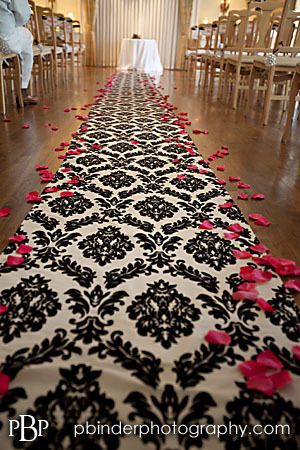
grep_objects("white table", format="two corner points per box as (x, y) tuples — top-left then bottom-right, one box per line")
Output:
(118, 38), (163, 73)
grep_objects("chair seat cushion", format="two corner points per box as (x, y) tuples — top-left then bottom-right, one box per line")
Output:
(254, 55), (300, 68)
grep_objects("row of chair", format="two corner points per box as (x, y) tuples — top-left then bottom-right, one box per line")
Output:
(0, 0), (85, 115)
(185, 1), (300, 141)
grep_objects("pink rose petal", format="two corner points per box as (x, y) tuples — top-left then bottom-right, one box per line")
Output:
(219, 202), (234, 209)
(227, 223), (244, 233)
(232, 250), (252, 259)
(26, 192), (42, 203)
(232, 282), (259, 301)
(240, 266), (273, 283)
(22, 123), (30, 129)
(187, 165), (198, 170)
(199, 220), (214, 230)
(284, 279), (300, 292)
(0, 305), (8, 314)
(252, 193), (265, 200)
(229, 176), (241, 182)
(6, 255), (25, 266)
(130, 140), (139, 145)
(238, 194), (248, 200)
(177, 175), (186, 180)
(249, 214), (271, 227)
(256, 298), (274, 313)
(238, 183), (251, 189)
(224, 232), (239, 240)
(0, 207), (11, 218)
(269, 370), (292, 390)
(60, 191), (74, 197)
(239, 360), (267, 378)
(256, 350), (283, 370)
(8, 235), (26, 243)
(45, 187), (60, 193)
(205, 330), (231, 345)
(246, 374), (274, 395)
(0, 372), (10, 396)
(217, 180), (227, 185)
(292, 345), (300, 361)
(17, 244), (33, 254)
(250, 243), (269, 254)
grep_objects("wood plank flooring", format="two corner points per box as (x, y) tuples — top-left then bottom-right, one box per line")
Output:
(0, 66), (299, 303)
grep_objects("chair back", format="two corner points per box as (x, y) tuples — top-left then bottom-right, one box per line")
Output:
(27, 0), (41, 45)
(54, 13), (66, 45)
(250, 1), (283, 49)
(36, 6), (56, 48)
(64, 17), (74, 46)
(72, 20), (82, 49)
(197, 23), (213, 50)
(279, 11), (300, 54)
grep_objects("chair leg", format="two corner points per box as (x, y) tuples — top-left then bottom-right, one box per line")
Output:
(263, 66), (275, 126)
(223, 62), (231, 103)
(282, 73), (300, 143)
(0, 62), (6, 115)
(14, 56), (24, 108)
(217, 59), (224, 99)
(209, 60), (215, 94)
(232, 66), (241, 110)
(246, 66), (257, 116)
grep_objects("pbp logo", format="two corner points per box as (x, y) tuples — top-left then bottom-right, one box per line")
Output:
(9, 415), (49, 442)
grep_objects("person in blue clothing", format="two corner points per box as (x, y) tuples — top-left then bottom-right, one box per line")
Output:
(0, 0), (38, 104)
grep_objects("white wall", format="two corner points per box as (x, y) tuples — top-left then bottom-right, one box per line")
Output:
(193, 0), (248, 24)
(35, 0), (82, 20)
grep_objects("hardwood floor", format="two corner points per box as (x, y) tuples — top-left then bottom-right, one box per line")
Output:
(0, 66), (299, 303)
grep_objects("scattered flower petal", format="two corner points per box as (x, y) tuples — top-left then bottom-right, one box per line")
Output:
(246, 374), (274, 395)
(219, 202), (234, 209)
(8, 235), (26, 243)
(256, 350), (283, 370)
(250, 243), (269, 254)
(6, 255), (25, 266)
(199, 220), (214, 230)
(228, 223), (244, 233)
(60, 191), (74, 197)
(238, 194), (249, 200)
(292, 345), (300, 361)
(17, 244), (33, 254)
(252, 193), (265, 200)
(205, 330), (231, 345)
(240, 266), (273, 283)
(284, 279), (300, 292)
(0, 208), (11, 217)
(0, 372), (10, 396)
(232, 249), (252, 259)
(256, 298), (274, 313)
(0, 305), (9, 314)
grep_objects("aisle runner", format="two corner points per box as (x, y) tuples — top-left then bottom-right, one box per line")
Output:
(0, 73), (299, 450)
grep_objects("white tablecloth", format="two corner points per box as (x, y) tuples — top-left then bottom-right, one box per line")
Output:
(118, 38), (163, 73)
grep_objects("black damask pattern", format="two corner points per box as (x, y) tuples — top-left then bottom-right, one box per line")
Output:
(127, 280), (201, 348)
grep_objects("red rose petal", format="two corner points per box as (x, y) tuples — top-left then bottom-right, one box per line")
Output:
(292, 345), (300, 361)
(45, 187), (60, 193)
(239, 360), (267, 378)
(35, 165), (48, 170)
(238, 194), (248, 200)
(17, 244), (33, 254)
(224, 232), (239, 240)
(130, 140), (139, 145)
(217, 166), (225, 171)
(25, 192), (42, 203)
(199, 220), (214, 230)
(6, 255), (25, 266)
(256, 298), (274, 313)
(0, 207), (11, 218)
(0, 305), (8, 314)
(177, 175), (186, 180)
(219, 202), (234, 209)
(257, 350), (283, 370)
(269, 370), (292, 390)
(64, 108), (71, 112)
(217, 180), (227, 185)
(252, 193), (265, 200)
(22, 123), (30, 129)
(229, 176), (241, 182)
(0, 372), (10, 396)
(240, 266), (273, 283)
(284, 279), (300, 292)
(232, 250), (252, 259)
(187, 165), (198, 170)
(8, 235), (26, 243)
(205, 330), (231, 345)
(237, 183), (251, 189)
(227, 223), (244, 233)
(232, 282), (259, 301)
(60, 191), (74, 197)
(246, 374), (274, 395)
(250, 243), (269, 254)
